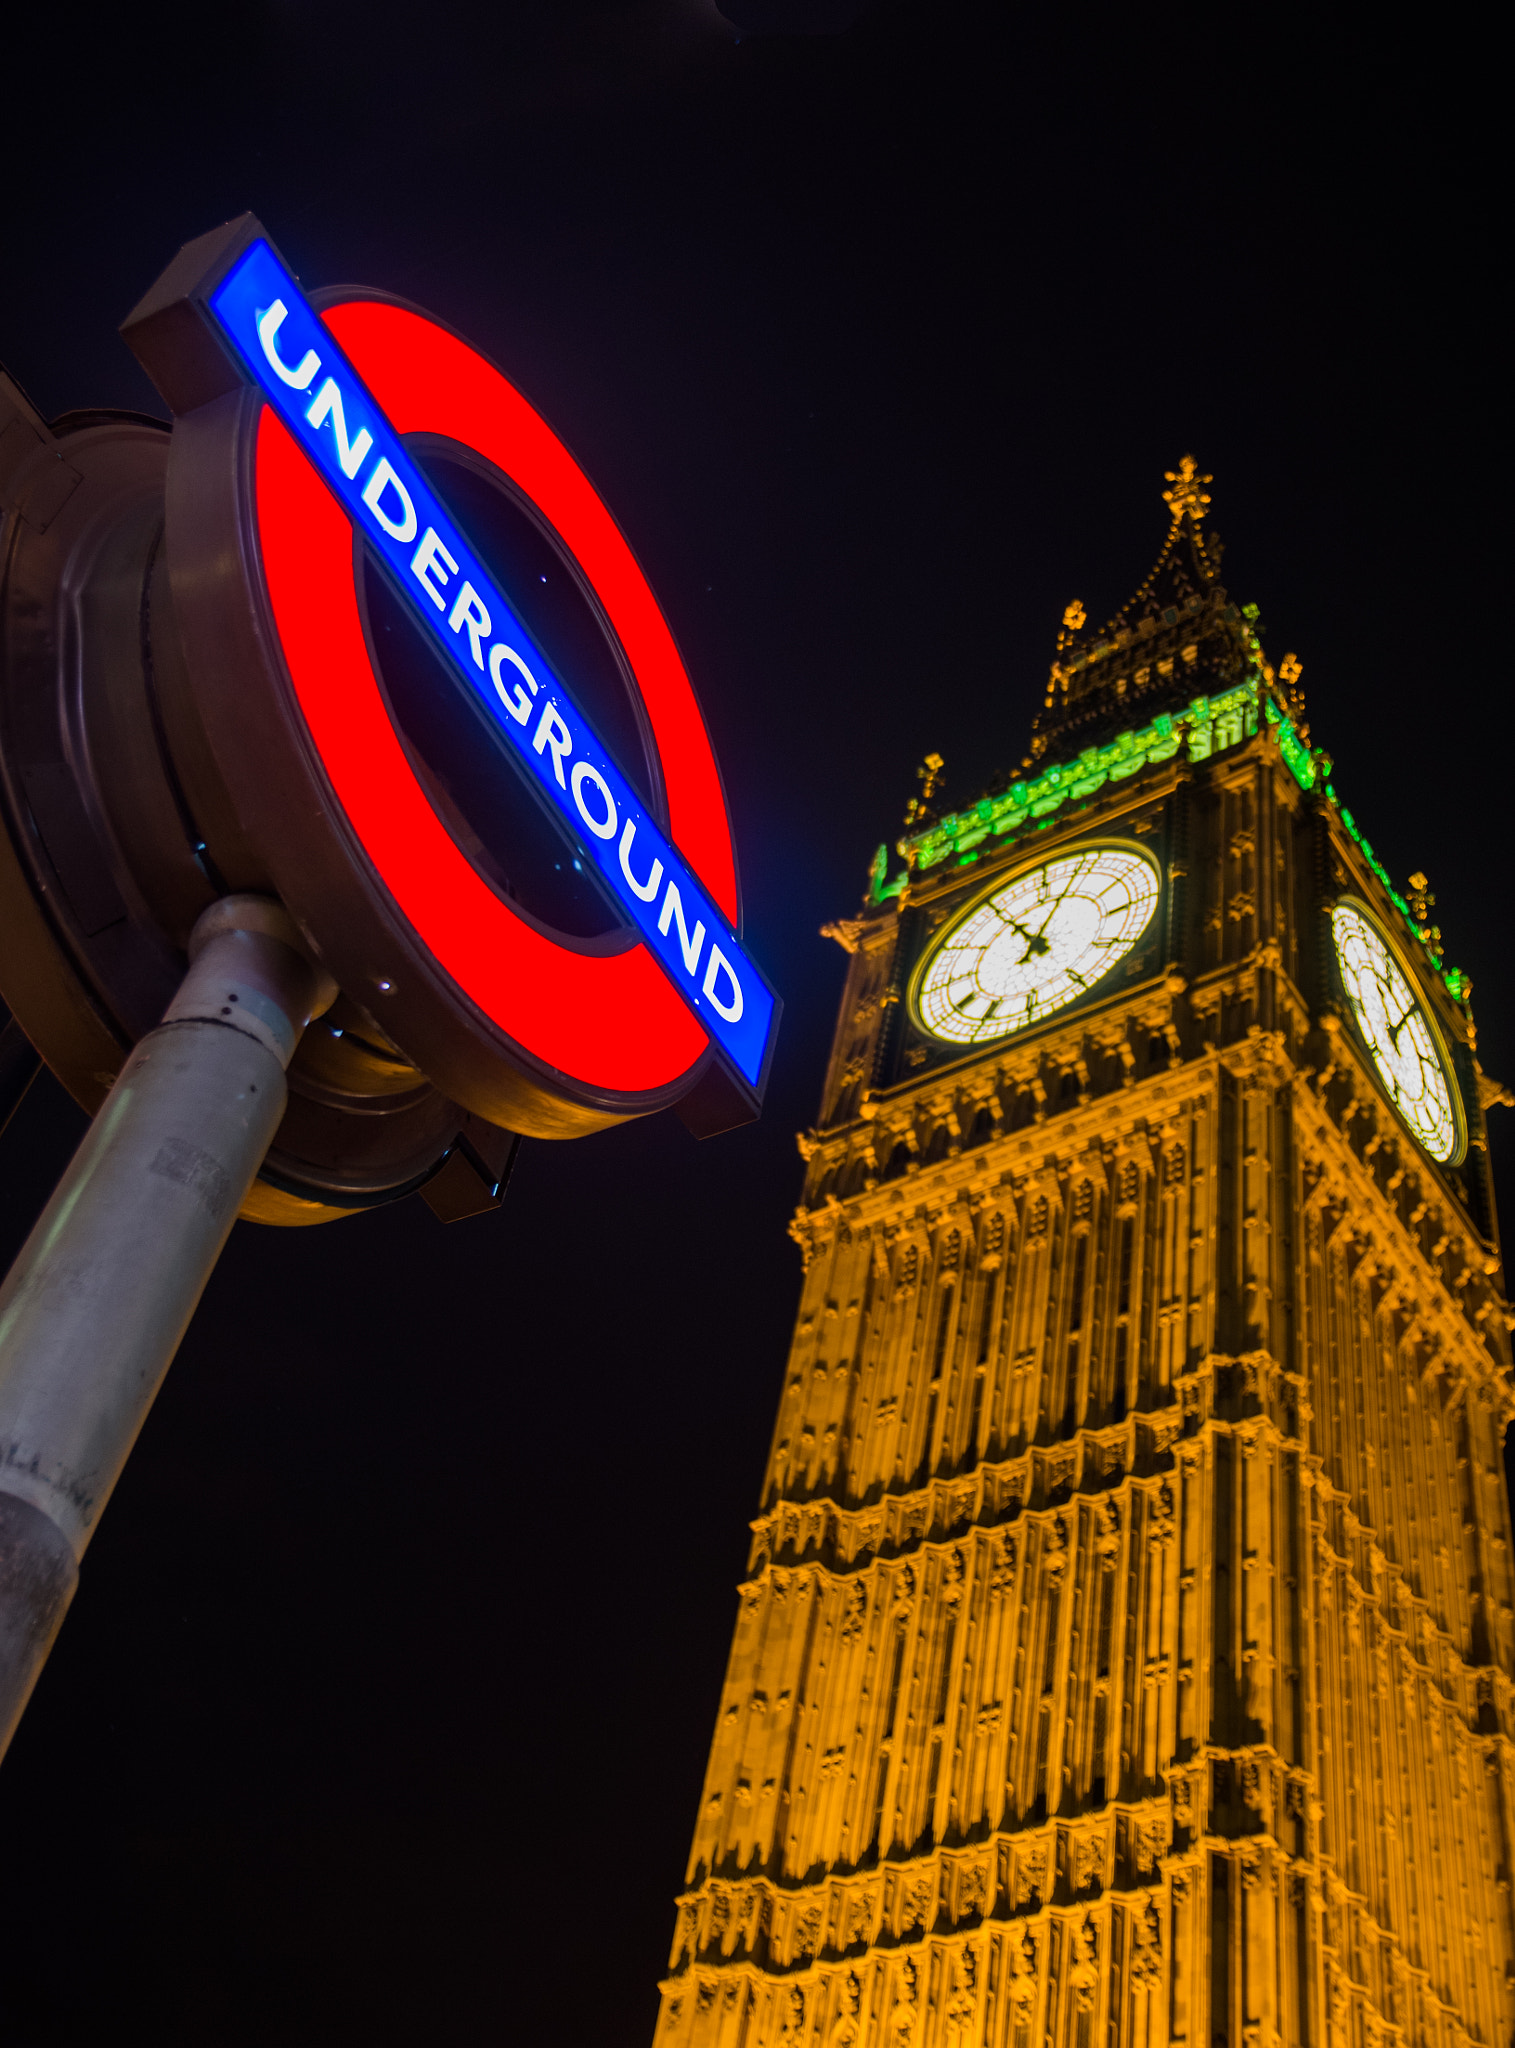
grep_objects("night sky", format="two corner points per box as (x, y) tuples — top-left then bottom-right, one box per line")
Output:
(0, 6), (1505, 2043)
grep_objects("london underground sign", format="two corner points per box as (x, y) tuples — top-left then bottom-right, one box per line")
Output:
(0, 217), (782, 1756)
(114, 213), (779, 1141)
(208, 237), (775, 1096)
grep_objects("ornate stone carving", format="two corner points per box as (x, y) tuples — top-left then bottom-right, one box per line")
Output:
(843, 1889), (876, 1948)
(1009, 1928), (1039, 2020)
(957, 1860), (988, 1918)
(941, 1545), (967, 1605)
(943, 1945), (978, 2045)
(1131, 1897), (1164, 1987)
(890, 1958), (918, 2041)
(901, 1875), (934, 1933)
(1073, 1830), (1105, 1894)
(1014, 1846), (1047, 1909)
(831, 1971), (864, 2045)
(1134, 1817), (1167, 1874)
(1069, 1917), (1099, 2013)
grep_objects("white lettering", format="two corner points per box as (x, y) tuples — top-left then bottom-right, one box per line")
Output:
(447, 581), (492, 667)
(411, 527), (458, 610)
(658, 881), (705, 977)
(256, 301), (320, 390)
(618, 819), (663, 903)
(532, 703), (572, 786)
(305, 377), (373, 479)
(361, 459), (417, 543)
(702, 944), (744, 1023)
(489, 643), (538, 725)
(570, 761), (617, 841)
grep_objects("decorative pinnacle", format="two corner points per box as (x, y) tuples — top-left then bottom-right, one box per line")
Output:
(902, 752), (945, 833)
(1162, 455), (1213, 524)
(1277, 652), (1307, 740)
(1405, 870), (1443, 953)
(1061, 599), (1086, 633)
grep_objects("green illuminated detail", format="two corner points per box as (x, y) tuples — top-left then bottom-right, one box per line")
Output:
(899, 681), (1259, 877)
(876, 651), (1470, 1011)
(1261, 696), (1317, 791)
(1236, 637), (1467, 998)
(869, 843), (905, 906)
(1326, 789), (1467, 1000)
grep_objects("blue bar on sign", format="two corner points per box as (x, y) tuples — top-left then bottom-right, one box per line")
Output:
(207, 240), (777, 1093)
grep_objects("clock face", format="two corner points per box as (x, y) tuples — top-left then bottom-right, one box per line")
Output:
(1332, 902), (1460, 1162)
(913, 843), (1160, 1047)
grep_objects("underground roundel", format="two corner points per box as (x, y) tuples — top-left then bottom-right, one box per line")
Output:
(913, 844), (1160, 1046)
(1332, 902), (1460, 1163)
(117, 214), (781, 1138)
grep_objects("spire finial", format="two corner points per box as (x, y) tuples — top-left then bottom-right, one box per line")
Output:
(1162, 454), (1213, 525)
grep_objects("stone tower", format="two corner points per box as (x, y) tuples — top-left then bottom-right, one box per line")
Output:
(656, 463), (1515, 2047)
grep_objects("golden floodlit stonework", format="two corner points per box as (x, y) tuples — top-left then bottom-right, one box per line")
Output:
(657, 475), (1515, 2046)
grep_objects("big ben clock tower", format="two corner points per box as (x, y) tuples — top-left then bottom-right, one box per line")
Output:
(657, 464), (1515, 2047)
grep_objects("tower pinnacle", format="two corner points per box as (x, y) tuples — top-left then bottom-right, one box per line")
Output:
(1032, 456), (1230, 766)
(1161, 452), (1213, 524)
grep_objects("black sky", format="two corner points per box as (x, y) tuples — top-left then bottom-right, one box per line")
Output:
(0, 5), (1507, 2044)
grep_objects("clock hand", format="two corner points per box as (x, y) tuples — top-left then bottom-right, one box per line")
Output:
(995, 908), (1051, 962)
(1017, 897), (1068, 961)
(1028, 891), (1068, 942)
(1008, 890), (1067, 963)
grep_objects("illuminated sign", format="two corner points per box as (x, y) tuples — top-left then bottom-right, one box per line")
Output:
(205, 239), (777, 1096)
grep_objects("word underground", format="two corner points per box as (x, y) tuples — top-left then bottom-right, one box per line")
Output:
(208, 240), (775, 1091)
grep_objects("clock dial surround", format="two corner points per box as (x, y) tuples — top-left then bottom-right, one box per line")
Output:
(912, 842), (1161, 1048)
(1331, 901), (1463, 1165)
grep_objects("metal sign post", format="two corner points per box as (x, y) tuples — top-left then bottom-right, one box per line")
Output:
(0, 899), (333, 1749)
(0, 215), (779, 1760)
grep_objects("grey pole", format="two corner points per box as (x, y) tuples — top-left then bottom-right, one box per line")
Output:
(0, 896), (335, 1760)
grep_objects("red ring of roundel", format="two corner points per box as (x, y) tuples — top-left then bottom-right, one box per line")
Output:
(253, 297), (737, 1095)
